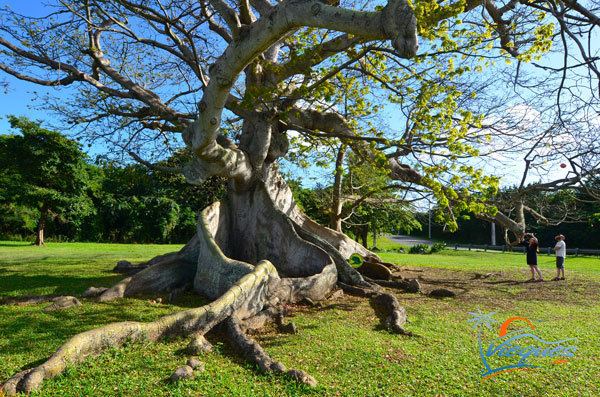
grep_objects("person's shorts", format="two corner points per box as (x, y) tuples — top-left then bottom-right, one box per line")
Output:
(556, 256), (565, 269)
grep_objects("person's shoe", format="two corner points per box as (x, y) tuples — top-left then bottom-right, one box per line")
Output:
(535, 278), (544, 282)
(526, 278), (535, 283)
(552, 277), (560, 281)
(560, 277), (565, 280)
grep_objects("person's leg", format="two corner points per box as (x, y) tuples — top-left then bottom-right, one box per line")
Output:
(528, 265), (535, 281)
(535, 265), (543, 281)
(553, 258), (561, 280)
(557, 257), (565, 279)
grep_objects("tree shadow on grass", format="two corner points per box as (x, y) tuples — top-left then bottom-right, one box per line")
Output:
(483, 279), (532, 286)
(0, 296), (194, 365)
(0, 273), (123, 297)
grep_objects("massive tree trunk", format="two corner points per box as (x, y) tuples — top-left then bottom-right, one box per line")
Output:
(34, 205), (48, 246)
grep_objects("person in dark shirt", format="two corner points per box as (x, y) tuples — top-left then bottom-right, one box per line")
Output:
(521, 233), (543, 282)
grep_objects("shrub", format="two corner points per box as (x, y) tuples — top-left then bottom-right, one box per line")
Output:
(409, 244), (430, 254)
(430, 242), (447, 253)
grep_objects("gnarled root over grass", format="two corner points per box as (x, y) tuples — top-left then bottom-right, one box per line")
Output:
(1, 261), (278, 395)
(226, 317), (317, 387)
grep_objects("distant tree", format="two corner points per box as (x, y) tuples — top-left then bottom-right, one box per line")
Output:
(287, 180), (331, 227)
(329, 152), (420, 246)
(347, 201), (421, 248)
(0, 117), (90, 245)
(88, 151), (226, 243)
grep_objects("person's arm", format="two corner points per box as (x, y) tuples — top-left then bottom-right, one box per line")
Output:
(520, 237), (528, 247)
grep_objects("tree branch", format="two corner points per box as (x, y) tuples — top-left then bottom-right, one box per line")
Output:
(185, 0), (418, 183)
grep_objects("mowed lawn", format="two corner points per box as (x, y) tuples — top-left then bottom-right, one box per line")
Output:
(1, 240), (599, 396)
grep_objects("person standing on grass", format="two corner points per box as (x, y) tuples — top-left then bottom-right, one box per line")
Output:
(553, 234), (566, 281)
(521, 233), (543, 282)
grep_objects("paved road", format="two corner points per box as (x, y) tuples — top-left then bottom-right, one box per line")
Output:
(389, 235), (433, 246)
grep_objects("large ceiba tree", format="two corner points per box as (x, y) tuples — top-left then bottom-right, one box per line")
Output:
(1, 0), (600, 394)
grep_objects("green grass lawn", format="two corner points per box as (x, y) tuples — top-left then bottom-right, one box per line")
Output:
(1, 241), (599, 396)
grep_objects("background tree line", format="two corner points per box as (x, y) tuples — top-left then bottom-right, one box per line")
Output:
(3, 117), (599, 247)
(0, 117), (226, 244)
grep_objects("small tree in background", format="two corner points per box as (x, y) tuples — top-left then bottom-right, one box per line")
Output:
(0, 117), (91, 245)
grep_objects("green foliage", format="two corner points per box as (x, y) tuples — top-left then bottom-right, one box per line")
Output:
(342, 158), (422, 242)
(0, 124), (226, 243)
(0, 203), (37, 237)
(287, 180), (331, 227)
(0, 117), (92, 241)
(81, 155), (225, 243)
(350, 201), (421, 236)
(409, 243), (431, 254)
(430, 242), (447, 253)
(0, 116), (90, 208)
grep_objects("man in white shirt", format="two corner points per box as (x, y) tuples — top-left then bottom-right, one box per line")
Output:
(553, 234), (566, 281)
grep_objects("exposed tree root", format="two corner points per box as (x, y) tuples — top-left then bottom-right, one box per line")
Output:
(337, 281), (380, 297)
(357, 261), (393, 280)
(0, 295), (60, 306)
(242, 306), (282, 333)
(1, 261), (279, 396)
(226, 317), (317, 387)
(42, 296), (82, 312)
(185, 334), (213, 355)
(98, 253), (196, 302)
(82, 286), (109, 298)
(377, 261), (403, 272)
(365, 277), (422, 293)
(338, 282), (411, 335)
(0, 295), (83, 313)
(294, 223), (367, 287)
(373, 293), (411, 335)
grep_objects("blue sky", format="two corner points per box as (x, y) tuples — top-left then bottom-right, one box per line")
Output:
(0, 1), (55, 133)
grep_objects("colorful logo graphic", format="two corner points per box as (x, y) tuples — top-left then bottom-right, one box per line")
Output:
(468, 311), (577, 379)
